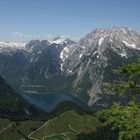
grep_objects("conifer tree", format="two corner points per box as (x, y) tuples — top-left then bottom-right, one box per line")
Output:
(97, 58), (140, 140)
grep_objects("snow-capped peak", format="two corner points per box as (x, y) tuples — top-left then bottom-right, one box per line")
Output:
(50, 36), (75, 45)
(50, 36), (67, 44)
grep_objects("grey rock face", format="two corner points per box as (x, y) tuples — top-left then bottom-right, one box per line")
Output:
(60, 27), (140, 107)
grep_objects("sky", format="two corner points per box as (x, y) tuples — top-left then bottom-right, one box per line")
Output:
(0, 0), (140, 42)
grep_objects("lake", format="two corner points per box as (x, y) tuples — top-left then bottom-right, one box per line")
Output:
(21, 92), (92, 113)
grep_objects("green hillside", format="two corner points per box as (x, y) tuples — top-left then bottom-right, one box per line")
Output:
(0, 110), (101, 140)
(32, 110), (101, 140)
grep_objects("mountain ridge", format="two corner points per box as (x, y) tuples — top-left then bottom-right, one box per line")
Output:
(0, 26), (140, 110)
(59, 27), (140, 108)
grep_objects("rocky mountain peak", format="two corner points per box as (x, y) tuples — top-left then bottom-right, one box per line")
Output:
(51, 36), (67, 44)
(60, 27), (140, 78)
(58, 27), (140, 107)
(79, 27), (140, 49)
(87, 27), (139, 39)
(51, 36), (75, 45)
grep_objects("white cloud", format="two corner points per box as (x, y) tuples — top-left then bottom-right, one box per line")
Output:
(12, 32), (24, 38)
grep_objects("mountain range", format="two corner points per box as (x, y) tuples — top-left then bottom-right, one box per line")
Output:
(0, 27), (140, 110)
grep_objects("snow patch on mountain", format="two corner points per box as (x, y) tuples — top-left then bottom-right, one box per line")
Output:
(60, 47), (70, 71)
(0, 41), (26, 49)
(50, 36), (69, 45)
(98, 37), (104, 46)
(80, 46), (86, 49)
(60, 47), (69, 61)
(79, 54), (83, 58)
(0, 41), (26, 53)
(120, 48), (128, 58)
(51, 38), (67, 44)
(122, 41), (137, 49)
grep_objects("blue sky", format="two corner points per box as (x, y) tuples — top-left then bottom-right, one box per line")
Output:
(0, 0), (140, 41)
